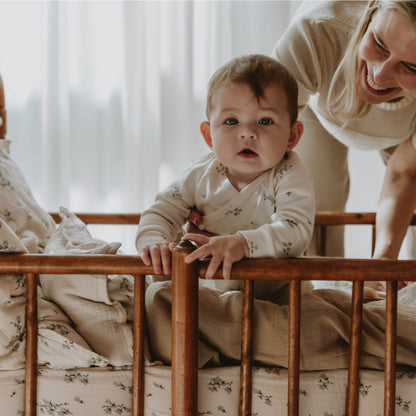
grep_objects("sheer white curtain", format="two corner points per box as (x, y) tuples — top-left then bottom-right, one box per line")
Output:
(0, 1), (297, 251)
(0, 1), (389, 256)
(0, 1), (295, 209)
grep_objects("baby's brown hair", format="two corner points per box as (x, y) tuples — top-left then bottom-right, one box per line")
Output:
(206, 54), (299, 124)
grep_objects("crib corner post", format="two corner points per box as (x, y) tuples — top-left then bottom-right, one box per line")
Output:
(171, 241), (199, 416)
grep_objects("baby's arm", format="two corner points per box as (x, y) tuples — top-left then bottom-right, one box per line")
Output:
(136, 194), (192, 275)
(182, 233), (249, 279)
(136, 158), (209, 274)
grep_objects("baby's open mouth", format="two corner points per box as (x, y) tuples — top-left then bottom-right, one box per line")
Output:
(239, 148), (257, 156)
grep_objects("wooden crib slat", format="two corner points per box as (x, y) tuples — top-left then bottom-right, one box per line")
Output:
(384, 280), (398, 416)
(132, 275), (146, 416)
(371, 225), (376, 256)
(346, 280), (364, 416)
(171, 242), (199, 416)
(288, 280), (301, 416)
(24, 273), (38, 416)
(316, 225), (327, 256)
(239, 280), (254, 416)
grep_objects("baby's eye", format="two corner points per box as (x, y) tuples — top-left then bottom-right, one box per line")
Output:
(258, 118), (273, 125)
(225, 118), (238, 125)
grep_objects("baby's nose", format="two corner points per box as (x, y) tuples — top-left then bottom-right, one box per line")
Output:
(239, 125), (257, 139)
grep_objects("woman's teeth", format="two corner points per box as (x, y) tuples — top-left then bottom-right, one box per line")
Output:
(367, 73), (389, 91)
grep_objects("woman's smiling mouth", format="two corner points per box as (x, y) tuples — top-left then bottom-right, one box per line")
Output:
(365, 67), (395, 95)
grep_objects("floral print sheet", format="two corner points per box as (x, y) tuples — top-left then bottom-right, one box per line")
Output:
(1, 365), (415, 415)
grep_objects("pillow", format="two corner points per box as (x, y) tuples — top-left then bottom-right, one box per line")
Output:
(39, 207), (136, 367)
(0, 144), (55, 253)
(0, 144), (58, 369)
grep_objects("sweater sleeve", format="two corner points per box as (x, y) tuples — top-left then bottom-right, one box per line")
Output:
(272, 1), (354, 109)
(238, 153), (315, 258)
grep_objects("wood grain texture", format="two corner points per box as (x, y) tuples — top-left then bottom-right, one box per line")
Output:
(50, 212), (140, 224)
(198, 257), (416, 282)
(239, 280), (254, 416)
(24, 273), (38, 416)
(288, 280), (300, 416)
(171, 241), (199, 416)
(385, 280), (398, 416)
(346, 281), (364, 416)
(132, 275), (146, 416)
(0, 254), (153, 275)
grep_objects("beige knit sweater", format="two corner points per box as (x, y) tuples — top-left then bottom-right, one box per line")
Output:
(274, 0), (416, 150)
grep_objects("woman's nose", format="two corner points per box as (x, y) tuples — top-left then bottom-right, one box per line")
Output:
(372, 60), (395, 85)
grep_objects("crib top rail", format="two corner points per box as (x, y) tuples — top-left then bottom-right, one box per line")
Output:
(52, 211), (416, 226)
(0, 252), (413, 283)
(316, 211), (416, 225)
(0, 254), (153, 275)
(49, 212), (141, 225)
(197, 256), (416, 282)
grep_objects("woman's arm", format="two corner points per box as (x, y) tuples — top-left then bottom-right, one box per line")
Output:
(373, 137), (416, 260)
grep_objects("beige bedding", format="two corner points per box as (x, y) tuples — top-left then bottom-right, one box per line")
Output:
(146, 275), (416, 371)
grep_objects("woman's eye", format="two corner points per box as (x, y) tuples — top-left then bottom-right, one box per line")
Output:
(402, 62), (416, 74)
(373, 37), (388, 54)
(258, 118), (273, 125)
(225, 118), (238, 125)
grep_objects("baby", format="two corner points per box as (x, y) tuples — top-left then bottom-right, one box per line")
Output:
(136, 54), (315, 295)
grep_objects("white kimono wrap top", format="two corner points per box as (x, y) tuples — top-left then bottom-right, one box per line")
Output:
(136, 151), (315, 295)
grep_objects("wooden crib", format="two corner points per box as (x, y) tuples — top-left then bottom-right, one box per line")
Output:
(1, 213), (413, 416)
(1, 73), (416, 416)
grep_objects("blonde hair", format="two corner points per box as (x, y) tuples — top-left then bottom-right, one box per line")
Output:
(206, 54), (299, 125)
(327, 0), (416, 121)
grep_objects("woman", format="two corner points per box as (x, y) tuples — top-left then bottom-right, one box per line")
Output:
(186, 0), (416, 287)
(273, 0), (416, 275)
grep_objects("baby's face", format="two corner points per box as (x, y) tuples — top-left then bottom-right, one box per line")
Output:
(205, 82), (300, 189)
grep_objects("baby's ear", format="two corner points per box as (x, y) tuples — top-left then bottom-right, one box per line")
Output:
(200, 121), (213, 149)
(286, 120), (304, 151)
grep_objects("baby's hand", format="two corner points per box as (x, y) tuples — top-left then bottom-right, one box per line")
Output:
(182, 233), (249, 279)
(138, 242), (175, 275)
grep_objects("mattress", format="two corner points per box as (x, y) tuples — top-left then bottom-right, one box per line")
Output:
(2, 364), (415, 415)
